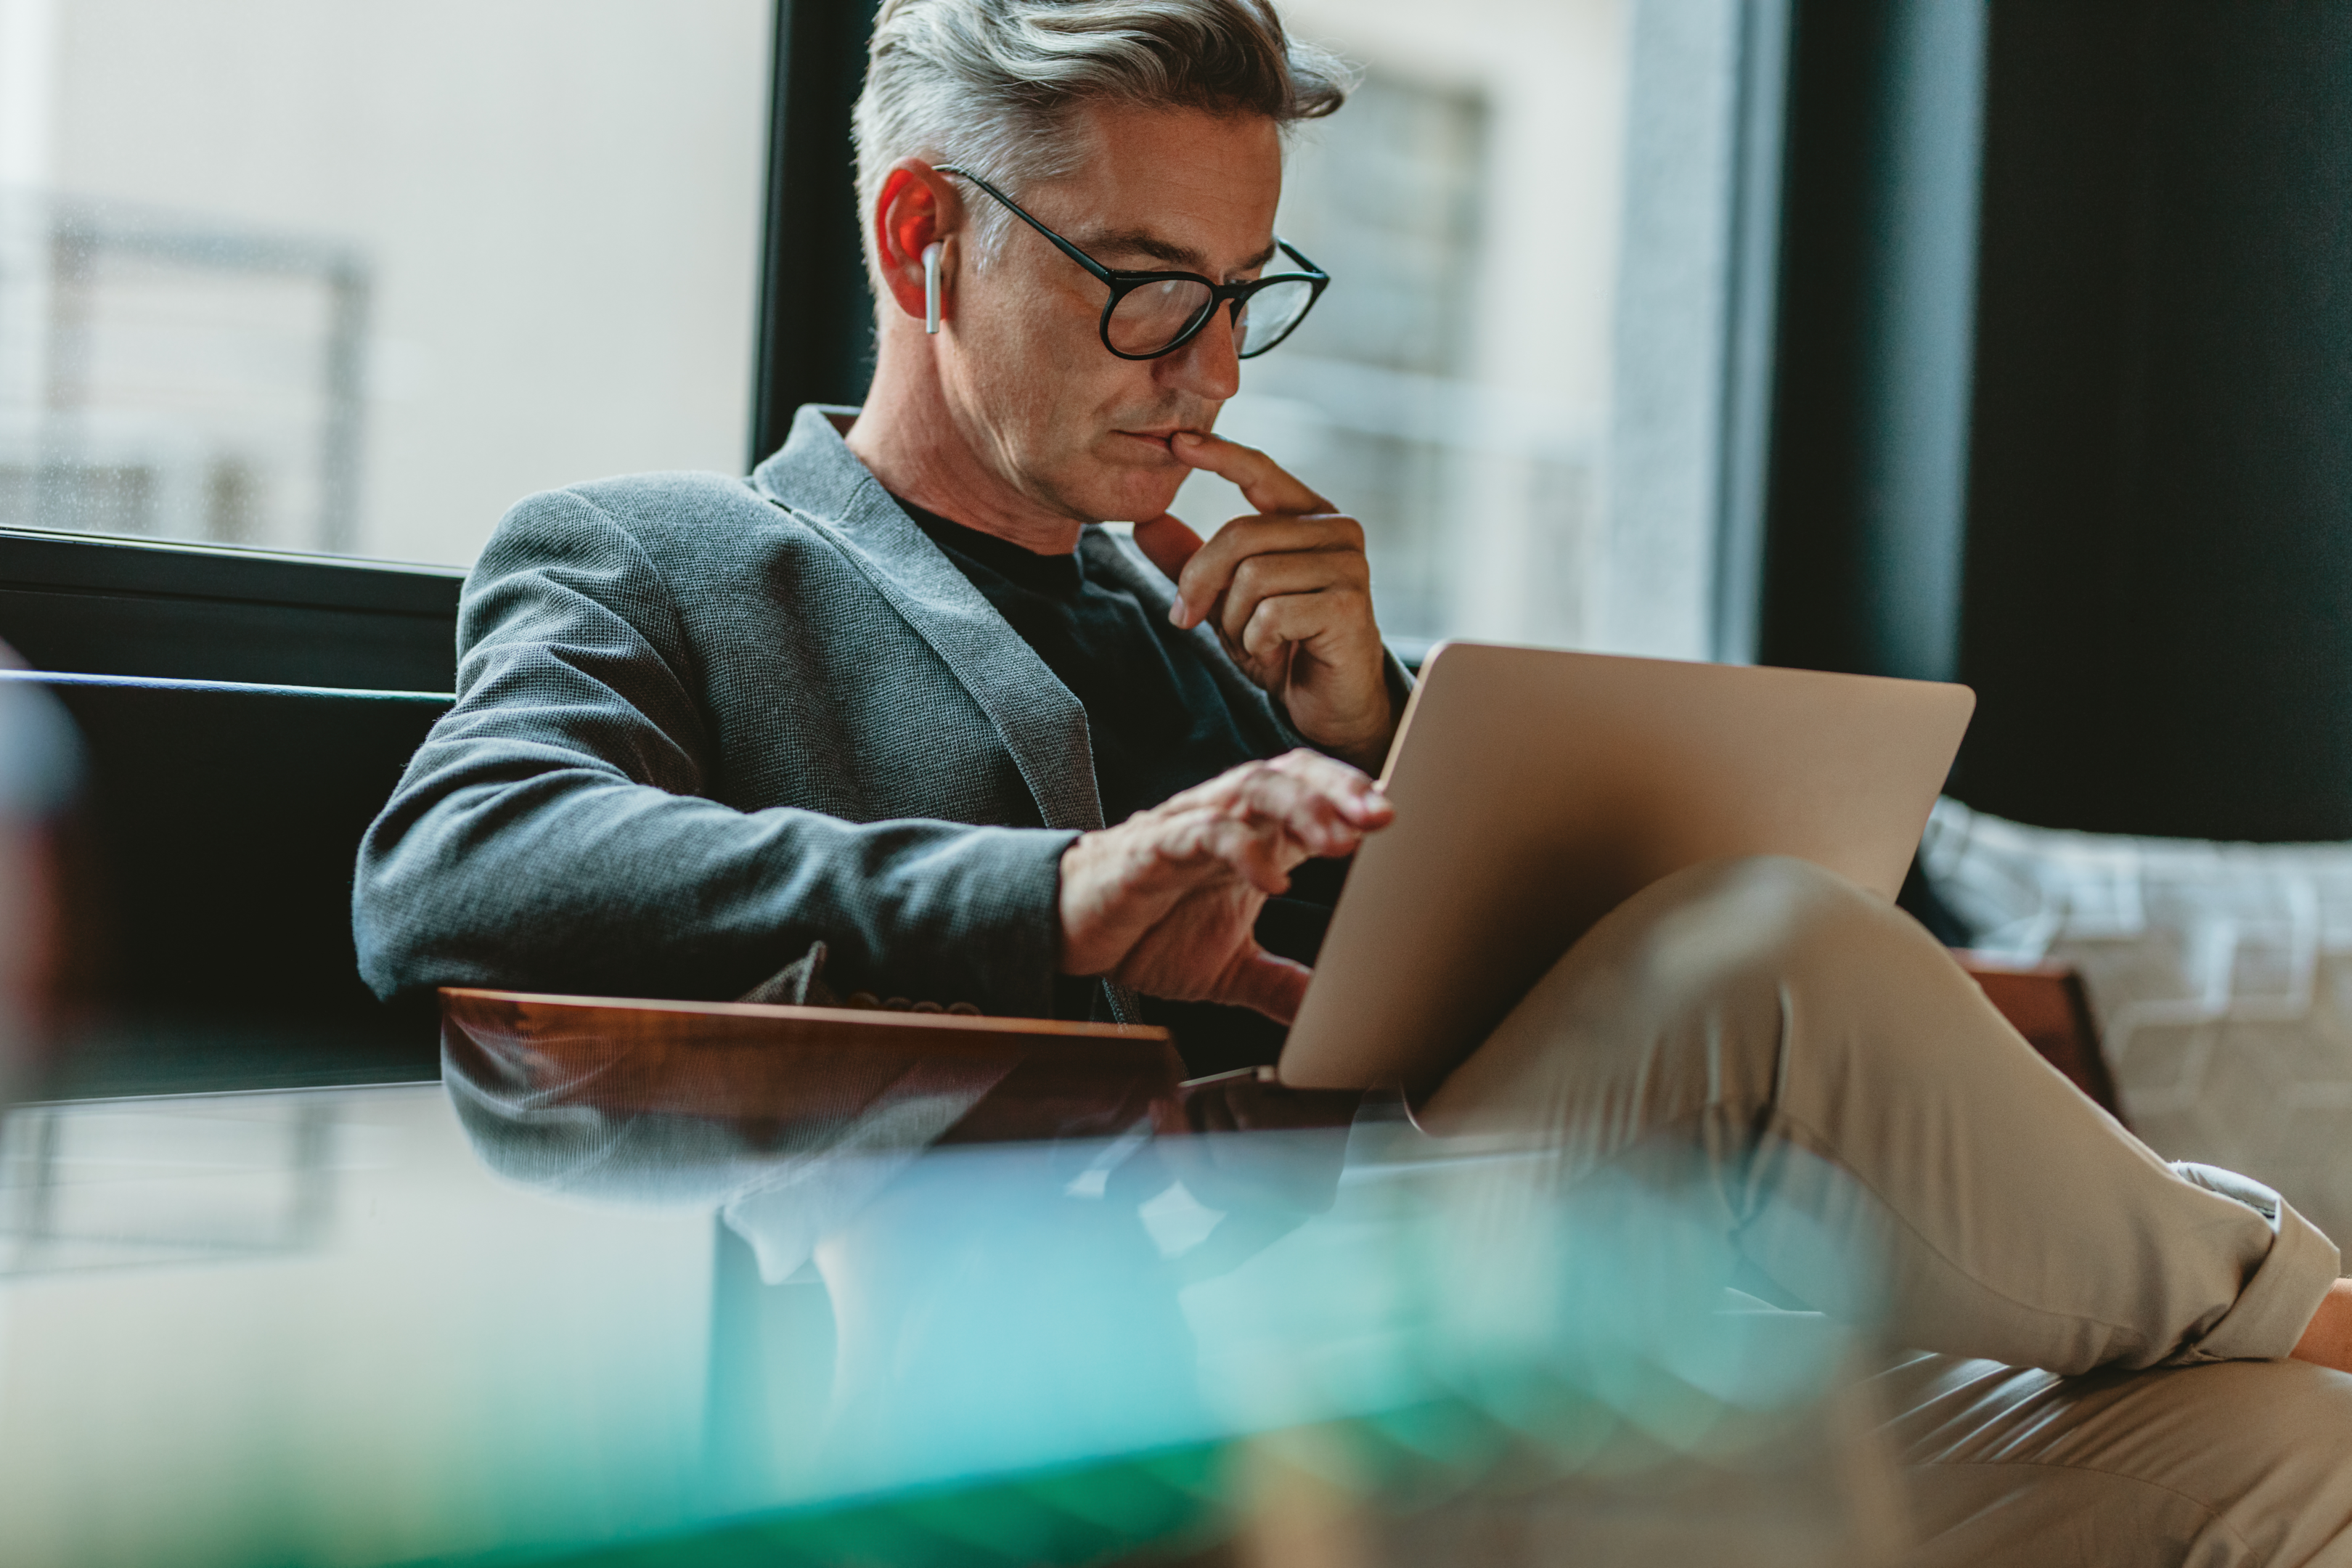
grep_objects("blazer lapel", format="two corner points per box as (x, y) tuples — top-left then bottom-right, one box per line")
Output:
(752, 406), (1106, 835)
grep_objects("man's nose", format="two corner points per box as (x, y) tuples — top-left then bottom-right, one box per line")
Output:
(1157, 305), (1241, 402)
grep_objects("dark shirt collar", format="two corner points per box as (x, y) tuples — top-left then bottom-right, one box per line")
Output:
(744, 403), (1112, 840)
(894, 499), (1085, 597)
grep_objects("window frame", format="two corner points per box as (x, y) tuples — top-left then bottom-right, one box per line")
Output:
(0, 2), (836, 691)
(748, 0), (884, 465)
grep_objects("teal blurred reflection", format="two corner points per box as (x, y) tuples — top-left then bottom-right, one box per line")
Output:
(0, 1063), (1895, 1568)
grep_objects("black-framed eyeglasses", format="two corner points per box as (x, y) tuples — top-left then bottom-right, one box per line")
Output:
(936, 165), (1330, 361)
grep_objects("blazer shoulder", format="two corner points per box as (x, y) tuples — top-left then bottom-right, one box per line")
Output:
(552, 470), (792, 539)
(477, 468), (838, 577)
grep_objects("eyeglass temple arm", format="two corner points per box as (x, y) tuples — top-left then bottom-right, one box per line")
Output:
(940, 164), (1328, 295)
(1276, 238), (1329, 281)
(933, 166), (1115, 284)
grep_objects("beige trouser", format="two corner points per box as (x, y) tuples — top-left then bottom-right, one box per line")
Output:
(1421, 855), (2352, 1567)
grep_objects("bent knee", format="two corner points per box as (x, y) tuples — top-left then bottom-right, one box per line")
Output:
(1432, 856), (1944, 1130)
(1430, 857), (1894, 1131)
(1663, 852), (1869, 920)
(1610, 854), (1904, 997)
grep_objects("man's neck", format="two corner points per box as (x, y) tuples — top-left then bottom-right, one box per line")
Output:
(846, 341), (1085, 556)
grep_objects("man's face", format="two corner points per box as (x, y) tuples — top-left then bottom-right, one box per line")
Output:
(942, 103), (1283, 526)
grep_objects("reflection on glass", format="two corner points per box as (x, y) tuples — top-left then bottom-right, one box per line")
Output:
(0, 1095), (335, 1275)
(433, 991), (1897, 1564)
(0, 1015), (1898, 1568)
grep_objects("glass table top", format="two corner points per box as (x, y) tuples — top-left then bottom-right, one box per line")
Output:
(0, 996), (1892, 1568)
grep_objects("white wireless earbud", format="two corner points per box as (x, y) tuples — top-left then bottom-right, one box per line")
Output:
(922, 242), (944, 334)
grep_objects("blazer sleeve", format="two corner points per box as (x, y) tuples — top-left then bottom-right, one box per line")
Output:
(352, 488), (1074, 1016)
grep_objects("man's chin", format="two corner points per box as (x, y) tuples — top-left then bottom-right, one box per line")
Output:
(1101, 472), (1189, 526)
(1042, 453), (1186, 524)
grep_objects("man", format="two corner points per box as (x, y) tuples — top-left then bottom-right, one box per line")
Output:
(357, 1), (2352, 1559)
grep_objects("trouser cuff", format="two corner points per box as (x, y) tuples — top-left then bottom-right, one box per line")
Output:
(2168, 1162), (2341, 1363)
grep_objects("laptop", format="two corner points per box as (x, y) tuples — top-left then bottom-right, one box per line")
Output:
(1276, 642), (1975, 1098)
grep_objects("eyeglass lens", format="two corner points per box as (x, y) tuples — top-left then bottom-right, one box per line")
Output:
(1106, 279), (1214, 355)
(1236, 278), (1316, 356)
(1106, 276), (1320, 357)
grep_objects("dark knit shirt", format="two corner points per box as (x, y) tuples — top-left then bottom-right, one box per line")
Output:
(900, 501), (1344, 1074)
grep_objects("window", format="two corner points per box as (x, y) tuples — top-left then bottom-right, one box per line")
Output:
(0, 0), (1779, 668)
(1172, 0), (1776, 662)
(0, 0), (772, 566)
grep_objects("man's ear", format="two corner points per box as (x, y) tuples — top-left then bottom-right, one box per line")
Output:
(873, 160), (958, 327)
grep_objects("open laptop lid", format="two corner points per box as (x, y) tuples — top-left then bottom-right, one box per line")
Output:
(1277, 642), (1974, 1098)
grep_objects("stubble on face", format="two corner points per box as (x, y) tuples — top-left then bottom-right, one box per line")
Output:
(957, 343), (1213, 527)
(1044, 388), (1225, 524)
(954, 105), (1283, 527)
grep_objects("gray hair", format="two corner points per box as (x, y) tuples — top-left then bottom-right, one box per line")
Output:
(853, 0), (1352, 273)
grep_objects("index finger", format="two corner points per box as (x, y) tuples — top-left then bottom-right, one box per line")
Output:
(1268, 747), (1392, 827)
(1166, 748), (1391, 834)
(1230, 748), (1393, 835)
(1169, 513), (1355, 629)
(1171, 430), (1331, 516)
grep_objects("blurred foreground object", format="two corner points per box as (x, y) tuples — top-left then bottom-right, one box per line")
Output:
(0, 652), (79, 1107)
(0, 1063), (1906, 1567)
(436, 987), (1905, 1567)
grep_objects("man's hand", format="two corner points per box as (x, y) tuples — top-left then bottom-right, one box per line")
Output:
(1133, 433), (1397, 774)
(1058, 751), (1392, 1026)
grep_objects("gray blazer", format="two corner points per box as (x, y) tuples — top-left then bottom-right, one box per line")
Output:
(355, 404), (1349, 1021)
